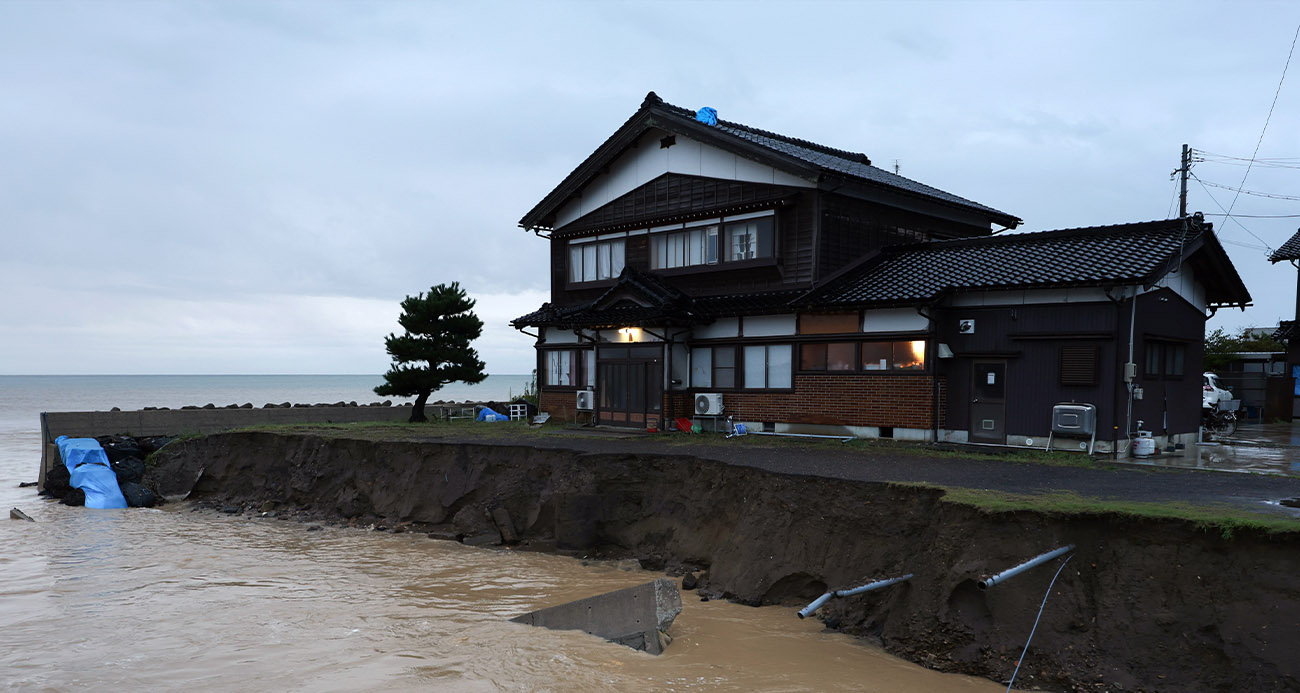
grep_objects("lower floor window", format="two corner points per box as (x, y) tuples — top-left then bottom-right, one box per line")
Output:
(1144, 340), (1186, 379)
(743, 344), (792, 389)
(544, 349), (593, 387)
(690, 346), (735, 389)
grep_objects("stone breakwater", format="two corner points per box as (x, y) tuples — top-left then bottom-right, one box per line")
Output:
(145, 431), (1300, 693)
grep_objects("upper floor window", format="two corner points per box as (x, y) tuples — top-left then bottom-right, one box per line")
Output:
(652, 225), (718, 269)
(568, 238), (625, 283)
(647, 212), (775, 272)
(725, 217), (774, 261)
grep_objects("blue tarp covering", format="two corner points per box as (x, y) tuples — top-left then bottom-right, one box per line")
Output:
(695, 107), (717, 126)
(56, 436), (127, 509)
(476, 407), (505, 422)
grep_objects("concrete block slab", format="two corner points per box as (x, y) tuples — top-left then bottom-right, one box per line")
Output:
(510, 578), (682, 654)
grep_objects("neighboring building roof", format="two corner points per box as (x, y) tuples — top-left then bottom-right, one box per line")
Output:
(1274, 320), (1297, 344)
(519, 92), (1020, 232)
(801, 219), (1252, 309)
(1268, 229), (1300, 263)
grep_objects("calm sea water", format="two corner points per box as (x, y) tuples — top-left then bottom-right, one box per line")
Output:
(0, 375), (999, 691)
(0, 374), (532, 483)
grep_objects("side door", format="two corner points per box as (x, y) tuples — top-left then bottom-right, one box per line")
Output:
(970, 361), (1007, 444)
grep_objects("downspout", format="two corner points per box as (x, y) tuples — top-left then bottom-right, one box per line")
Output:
(916, 303), (941, 443)
(1126, 288), (1138, 458)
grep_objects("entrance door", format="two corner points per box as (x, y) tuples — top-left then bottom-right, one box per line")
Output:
(597, 345), (663, 427)
(970, 361), (1007, 444)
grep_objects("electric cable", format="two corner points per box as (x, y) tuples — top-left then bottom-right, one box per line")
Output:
(1218, 23), (1300, 225)
(1190, 172), (1275, 251)
(1005, 554), (1075, 693)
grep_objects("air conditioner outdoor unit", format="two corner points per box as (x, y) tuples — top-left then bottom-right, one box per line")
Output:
(575, 390), (594, 411)
(695, 393), (724, 416)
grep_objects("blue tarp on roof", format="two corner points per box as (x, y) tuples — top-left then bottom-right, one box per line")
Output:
(56, 436), (127, 509)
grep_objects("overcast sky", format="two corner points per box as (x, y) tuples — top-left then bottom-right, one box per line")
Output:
(3, 1), (1299, 375)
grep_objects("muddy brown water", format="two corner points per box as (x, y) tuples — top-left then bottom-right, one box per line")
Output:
(1, 502), (1002, 691)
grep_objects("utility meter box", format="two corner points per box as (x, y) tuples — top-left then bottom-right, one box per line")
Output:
(1051, 403), (1097, 435)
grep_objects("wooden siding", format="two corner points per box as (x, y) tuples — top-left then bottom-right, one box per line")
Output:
(817, 193), (994, 281)
(555, 173), (802, 236)
(1129, 288), (1207, 437)
(937, 301), (1123, 440)
(548, 176), (818, 305)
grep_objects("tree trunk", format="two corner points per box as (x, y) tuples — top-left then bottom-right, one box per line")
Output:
(409, 390), (431, 423)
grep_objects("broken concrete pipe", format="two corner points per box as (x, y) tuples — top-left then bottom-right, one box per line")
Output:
(510, 578), (683, 655)
(797, 574), (914, 619)
(978, 544), (1075, 590)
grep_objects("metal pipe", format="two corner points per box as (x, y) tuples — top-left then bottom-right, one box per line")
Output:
(797, 592), (833, 619)
(978, 545), (1074, 590)
(797, 574), (914, 619)
(746, 431), (855, 443)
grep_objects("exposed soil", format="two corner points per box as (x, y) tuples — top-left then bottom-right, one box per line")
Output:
(147, 430), (1300, 692)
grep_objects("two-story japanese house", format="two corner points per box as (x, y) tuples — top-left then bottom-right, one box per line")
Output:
(512, 92), (1250, 454)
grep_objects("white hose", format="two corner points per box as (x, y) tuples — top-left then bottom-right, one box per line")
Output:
(1005, 554), (1074, 692)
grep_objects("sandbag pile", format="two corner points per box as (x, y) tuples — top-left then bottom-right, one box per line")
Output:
(42, 435), (172, 509)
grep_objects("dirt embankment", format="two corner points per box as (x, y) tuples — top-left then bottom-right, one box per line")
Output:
(149, 431), (1300, 692)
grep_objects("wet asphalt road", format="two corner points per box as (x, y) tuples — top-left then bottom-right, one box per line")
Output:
(440, 426), (1300, 519)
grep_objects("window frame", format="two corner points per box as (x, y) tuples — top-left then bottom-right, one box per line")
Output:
(1144, 340), (1187, 381)
(541, 348), (593, 388)
(567, 237), (626, 285)
(742, 344), (793, 390)
(646, 211), (777, 275)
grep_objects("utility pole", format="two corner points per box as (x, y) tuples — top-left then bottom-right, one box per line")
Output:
(1178, 143), (1190, 219)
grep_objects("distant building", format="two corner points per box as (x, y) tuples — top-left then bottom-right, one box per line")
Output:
(513, 92), (1251, 453)
(1268, 229), (1300, 418)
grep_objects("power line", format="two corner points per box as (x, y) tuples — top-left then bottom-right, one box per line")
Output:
(1220, 22), (1300, 222)
(1220, 238), (1271, 250)
(1190, 172), (1275, 251)
(1196, 178), (1300, 202)
(1203, 212), (1300, 218)
(1197, 150), (1300, 163)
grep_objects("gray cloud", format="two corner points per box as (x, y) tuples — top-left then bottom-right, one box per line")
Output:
(2, 1), (1298, 374)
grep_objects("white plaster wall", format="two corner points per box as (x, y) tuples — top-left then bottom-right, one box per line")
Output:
(695, 317), (740, 339)
(554, 131), (813, 229)
(596, 328), (664, 343)
(862, 307), (928, 333)
(743, 314), (797, 337)
(1152, 266), (1207, 312)
(542, 328), (580, 344)
(949, 287), (1113, 307)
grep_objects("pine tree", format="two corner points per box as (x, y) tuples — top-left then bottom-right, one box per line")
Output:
(375, 282), (488, 422)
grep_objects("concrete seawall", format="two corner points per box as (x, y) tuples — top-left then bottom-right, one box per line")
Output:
(38, 406), (411, 489)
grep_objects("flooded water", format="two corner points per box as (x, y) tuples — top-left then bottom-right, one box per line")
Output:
(1123, 423), (1300, 478)
(1, 376), (1002, 692)
(0, 503), (1004, 692)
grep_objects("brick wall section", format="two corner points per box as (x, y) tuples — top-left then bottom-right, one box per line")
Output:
(543, 376), (947, 430)
(719, 375), (945, 428)
(540, 390), (580, 423)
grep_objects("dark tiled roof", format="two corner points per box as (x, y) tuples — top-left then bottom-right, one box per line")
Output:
(690, 290), (806, 315)
(520, 92), (1019, 230)
(512, 269), (805, 329)
(1269, 230), (1300, 263)
(804, 220), (1213, 307)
